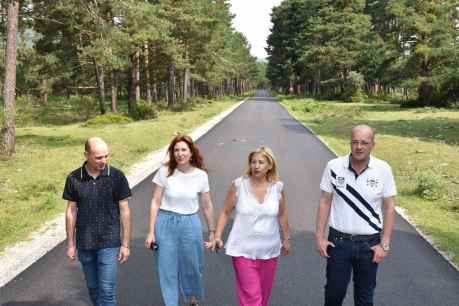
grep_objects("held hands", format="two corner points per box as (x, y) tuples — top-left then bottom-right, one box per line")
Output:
(370, 244), (389, 263)
(205, 238), (224, 252)
(315, 237), (335, 258)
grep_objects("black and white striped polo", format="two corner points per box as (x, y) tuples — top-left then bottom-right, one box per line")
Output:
(320, 154), (396, 235)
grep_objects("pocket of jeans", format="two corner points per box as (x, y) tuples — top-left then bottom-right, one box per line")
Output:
(329, 236), (345, 248)
(363, 238), (380, 251)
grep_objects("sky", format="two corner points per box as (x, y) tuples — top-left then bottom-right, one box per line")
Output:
(229, 0), (283, 60)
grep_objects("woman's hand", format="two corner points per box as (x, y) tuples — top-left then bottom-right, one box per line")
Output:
(204, 231), (215, 250)
(205, 238), (224, 252)
(281, 239), (291, 256)
(144, 232), (155, 249)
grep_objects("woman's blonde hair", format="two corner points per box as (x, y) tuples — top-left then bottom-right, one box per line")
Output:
(244, 146), (280, 182)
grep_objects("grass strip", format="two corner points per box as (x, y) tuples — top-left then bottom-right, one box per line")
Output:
(0, 96), (243, 252)
(280, 96), (459, 266)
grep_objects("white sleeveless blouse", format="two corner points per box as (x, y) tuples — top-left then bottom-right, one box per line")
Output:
(225, 176), (283, 260)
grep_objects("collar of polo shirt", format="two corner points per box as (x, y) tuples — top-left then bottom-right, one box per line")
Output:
(344, 154), (375, 169)
(80, 161), (111, 180)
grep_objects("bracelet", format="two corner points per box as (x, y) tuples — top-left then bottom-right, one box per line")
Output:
(283, 236), (291, 241)
(208, 229), (216, 233)
(121, 245), (130, 249)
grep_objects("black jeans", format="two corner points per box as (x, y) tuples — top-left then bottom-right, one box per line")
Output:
(324, 228), (380, 306)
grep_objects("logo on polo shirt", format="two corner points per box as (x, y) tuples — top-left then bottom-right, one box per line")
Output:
(336, 176), (346, 188)
(366, 178), (379, 188)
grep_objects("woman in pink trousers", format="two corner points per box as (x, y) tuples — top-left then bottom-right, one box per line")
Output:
(208, 146), (291, 306)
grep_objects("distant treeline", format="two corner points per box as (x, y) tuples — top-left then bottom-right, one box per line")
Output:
(0, 0), (264, 113)
(266, 0), (459, 106)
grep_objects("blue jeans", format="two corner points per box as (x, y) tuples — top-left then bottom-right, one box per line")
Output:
(78, 247), (119, 306)
(155, 209), (204, 306)
(324, 228), (380, 306)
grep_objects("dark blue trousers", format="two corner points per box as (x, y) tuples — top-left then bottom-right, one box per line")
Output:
(324, 228), (380, 306)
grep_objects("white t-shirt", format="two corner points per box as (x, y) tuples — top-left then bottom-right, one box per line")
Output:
(320, 154), (397, 235)
(152, 165), (210, 214)
(225, 176), (283, 260)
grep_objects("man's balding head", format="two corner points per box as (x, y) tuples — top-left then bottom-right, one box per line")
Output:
(84, 137), (109, 173)
(350, 125), (375, 164)
(351, 125), (375, 143)
(85, 137), (108, 154)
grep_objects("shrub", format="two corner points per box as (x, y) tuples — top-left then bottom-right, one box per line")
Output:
(130, 100), (158, 120)
(342, 71), (365, 102)
(68, 95), (98, 119)
(414, 170), (444, 200)
(83, 113), (133, 126)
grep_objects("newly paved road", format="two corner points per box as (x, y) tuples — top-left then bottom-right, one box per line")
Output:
(1, 90), (458, 306)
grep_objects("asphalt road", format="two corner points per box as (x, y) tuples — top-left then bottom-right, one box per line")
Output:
(1, 90), (458, 306)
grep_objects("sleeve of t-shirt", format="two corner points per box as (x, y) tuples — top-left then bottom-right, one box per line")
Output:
(383, 164), (397, 198)
(200, 171), (210, 193)
(62, 175), (77, 202)
(152, 165), (168, 187)
(114, 170), (132, 201)
(319, 162), (333, 193)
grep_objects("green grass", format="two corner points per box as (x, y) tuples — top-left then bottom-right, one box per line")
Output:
(280, 96), (459, 266)
(0, 95), (246, 252)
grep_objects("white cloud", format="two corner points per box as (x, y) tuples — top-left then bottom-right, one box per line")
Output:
(229, 0), (283, 59)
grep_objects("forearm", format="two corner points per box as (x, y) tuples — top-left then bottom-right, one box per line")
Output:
(202, 204), (215, 231)
(315, 195), (332, 239)
(121, 209), (131, 247)
(120, 204), (131, 247)
(279, 213), (290, 239)
(148, 200), (160, 235)
(65, 205), (77, 247)
(381, 197), (396, 245)
(215, 212), (230, 240)
(278, 193), (290, 239)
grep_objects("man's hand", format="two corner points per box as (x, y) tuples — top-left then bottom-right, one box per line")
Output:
(67, 246), (76, 262)
(316, 237), (335, 258)
(370, 244), (389, 263)
(118, 246), (130, 263)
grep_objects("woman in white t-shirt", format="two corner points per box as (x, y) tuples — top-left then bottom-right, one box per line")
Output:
(210, 146), (291, 306)
(144, 135), (215, 306)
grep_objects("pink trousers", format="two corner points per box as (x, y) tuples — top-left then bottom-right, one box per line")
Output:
(231, 256), (278, 306)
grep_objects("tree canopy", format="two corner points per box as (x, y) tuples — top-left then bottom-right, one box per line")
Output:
(267, 0), (459, 106)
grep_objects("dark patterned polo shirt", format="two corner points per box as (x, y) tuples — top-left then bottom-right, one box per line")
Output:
(63, 163), (132, 250)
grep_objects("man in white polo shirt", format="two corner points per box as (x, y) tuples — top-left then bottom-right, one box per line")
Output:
(315, 124), (396, 306)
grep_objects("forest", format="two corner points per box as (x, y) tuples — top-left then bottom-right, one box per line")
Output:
(0, 0), (264, 155)
(266, 0), (459, 106)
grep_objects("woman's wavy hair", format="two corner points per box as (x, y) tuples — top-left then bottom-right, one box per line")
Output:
(244, 146), (280, 182)
(166, 134), (205, 176)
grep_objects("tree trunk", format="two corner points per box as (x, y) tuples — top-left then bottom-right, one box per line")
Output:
(183, 67), (190, 103)
(144, 44), (152, 103)
(167, 64), (177, 109)
(111, 70), (118, 113)
(41, 79), (49, 104)
(183, 49), (190, 103)
(1, 1), (19, 155)
(135, 49), (140, 102)
(93, 59), (106, 114)
(129, 50), (140, 105)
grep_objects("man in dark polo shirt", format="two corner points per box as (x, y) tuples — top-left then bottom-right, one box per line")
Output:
(63, 137), (132, 306)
